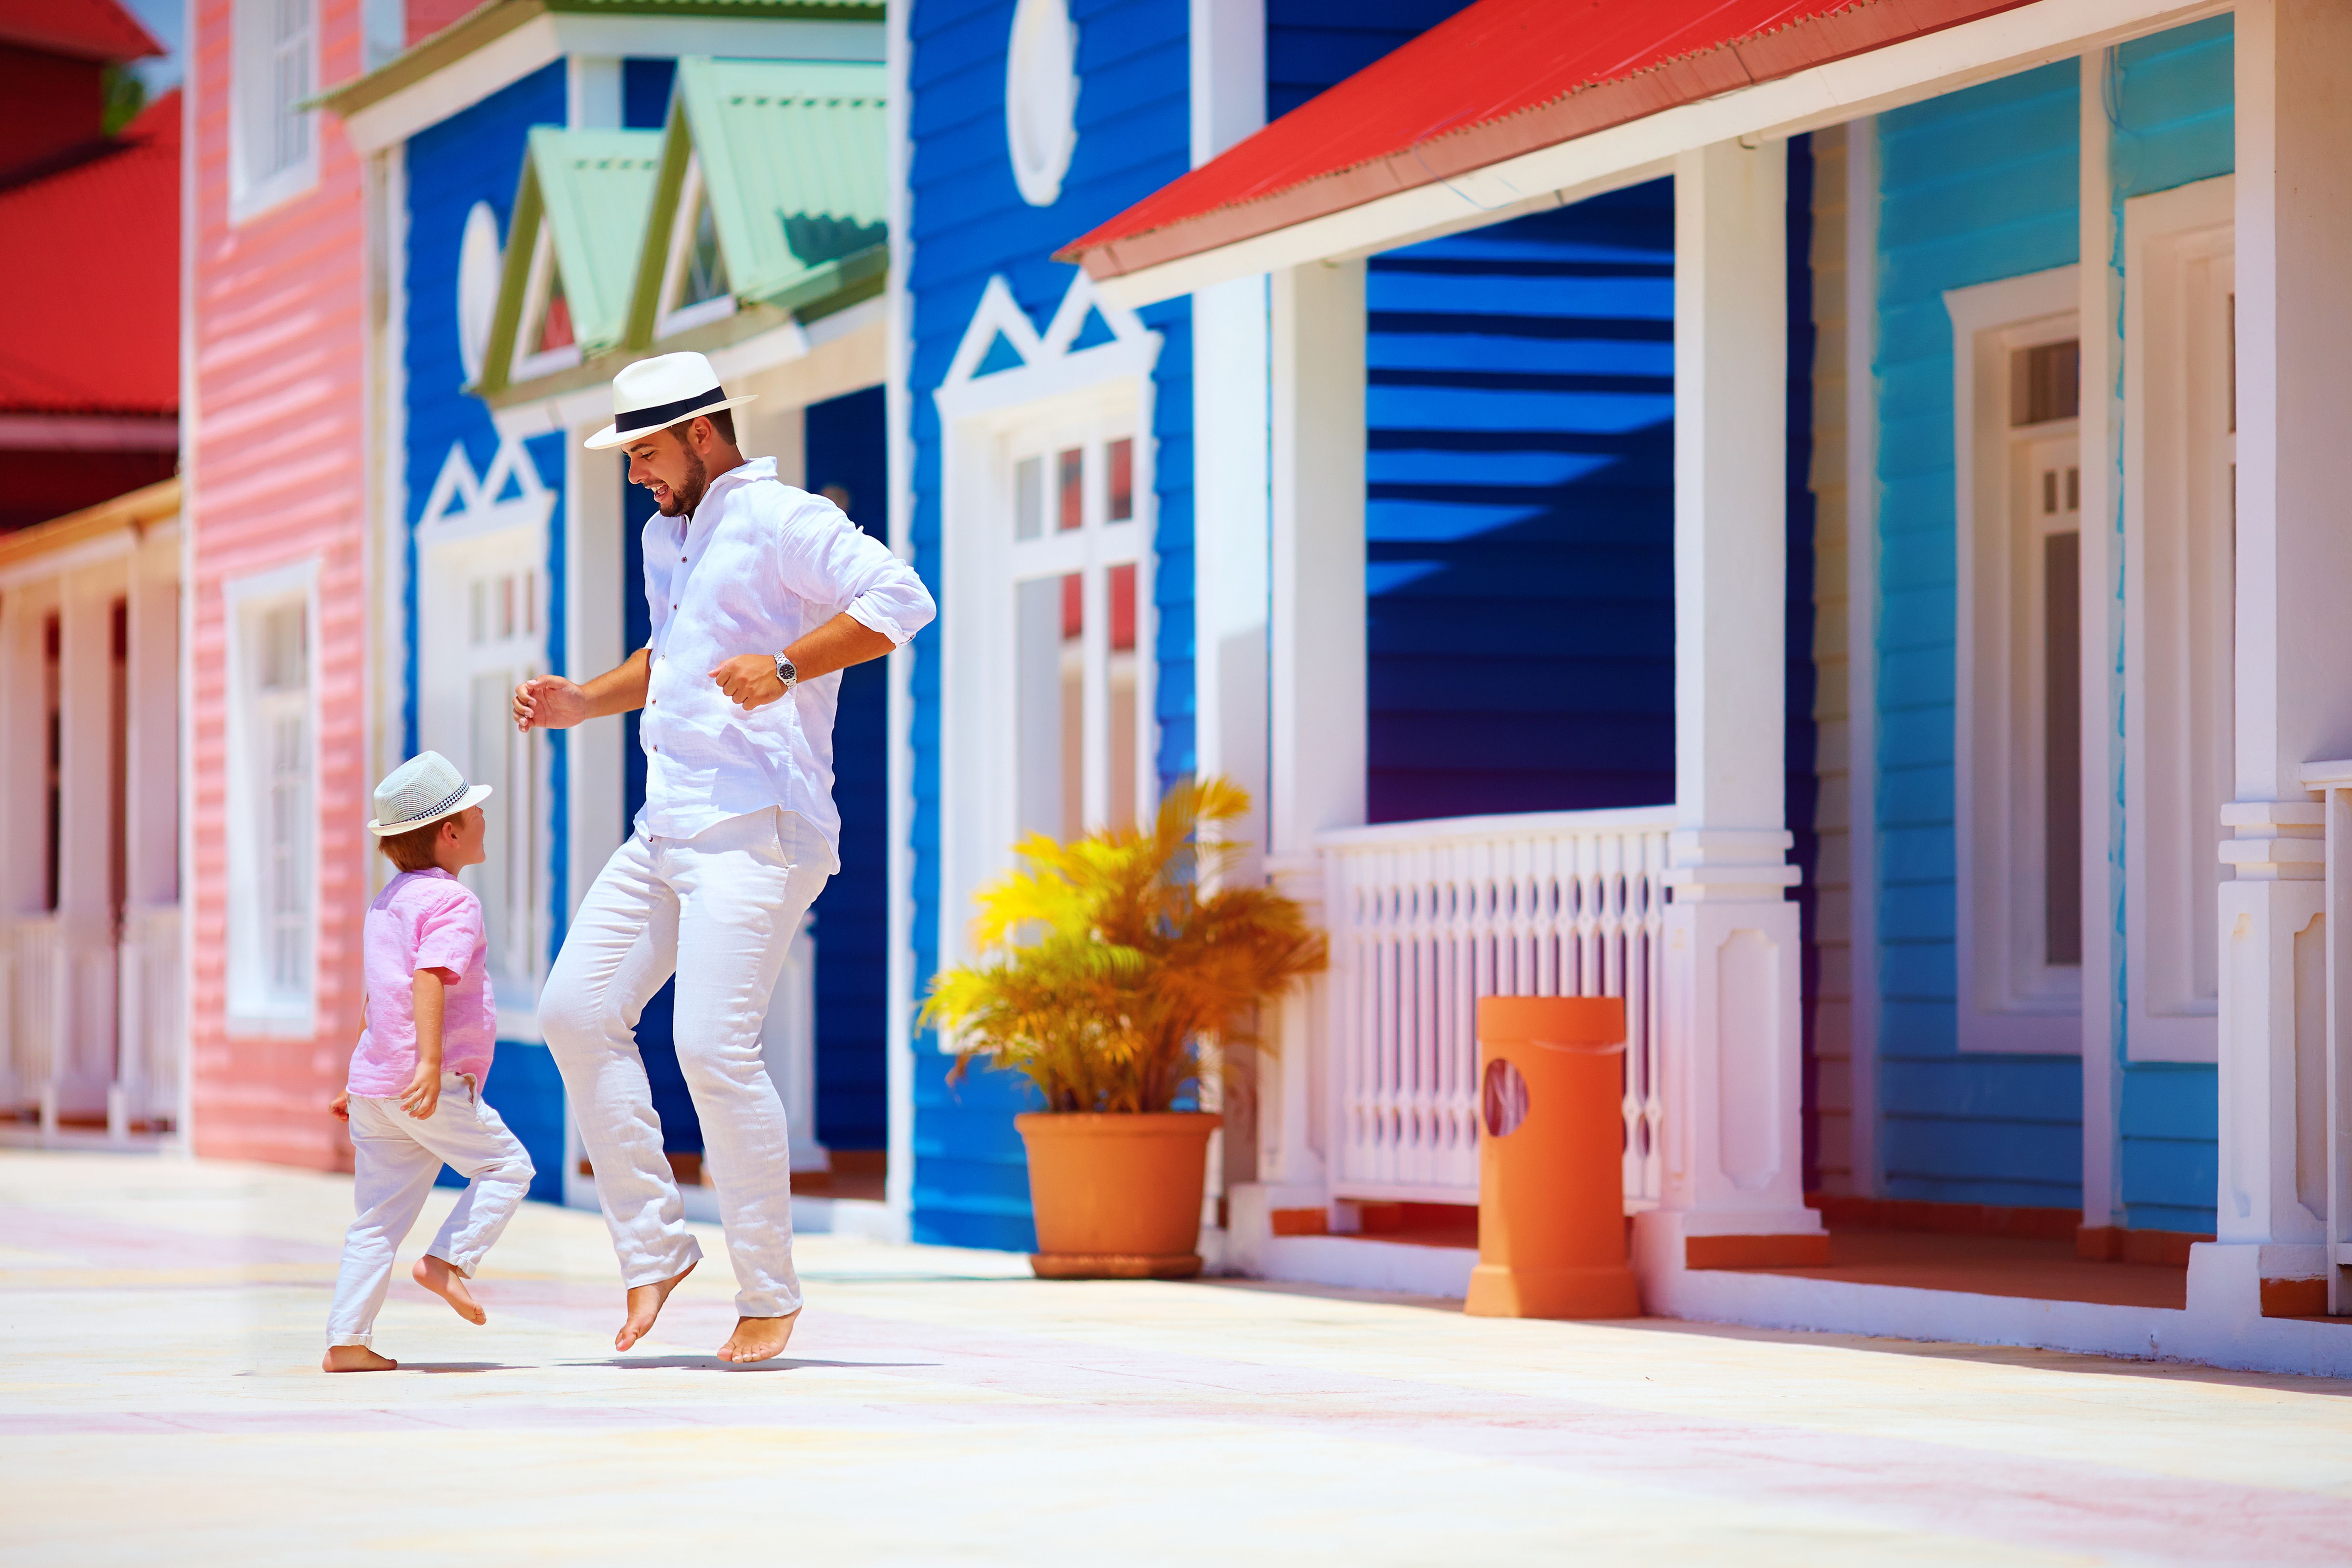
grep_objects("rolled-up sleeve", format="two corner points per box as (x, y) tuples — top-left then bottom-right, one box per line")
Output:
(778, 496), (936, 646)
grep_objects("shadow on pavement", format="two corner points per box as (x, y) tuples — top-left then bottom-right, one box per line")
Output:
(575, 1355), (938, 1372)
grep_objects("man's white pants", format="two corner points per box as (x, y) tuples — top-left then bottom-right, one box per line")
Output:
(540, 807), (828, 1319)
(327, 1075), (535, 1347)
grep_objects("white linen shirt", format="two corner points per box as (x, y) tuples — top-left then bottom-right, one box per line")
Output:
(636, 457), (934, 861)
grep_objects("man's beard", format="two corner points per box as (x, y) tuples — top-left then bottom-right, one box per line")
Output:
(659, 445), (710, 516)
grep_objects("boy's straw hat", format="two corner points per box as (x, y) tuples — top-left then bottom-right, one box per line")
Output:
(369, 751), (493, 837)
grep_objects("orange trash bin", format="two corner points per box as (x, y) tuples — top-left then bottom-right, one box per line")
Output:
(1463, 995), (1643, 1319)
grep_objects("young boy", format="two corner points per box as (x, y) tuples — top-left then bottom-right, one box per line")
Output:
(324, 751), (536, 1372)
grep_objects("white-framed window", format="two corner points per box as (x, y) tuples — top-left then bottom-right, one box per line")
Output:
(224, 563), (319, 1030)
(933, 274), (1163, 989)
(418, 496), (552, 1036)
(229, 0), (318, 222)
(653, 157), (737, 340)
(2125, 174), (2236, 1065)
(1949, 265), (2083, 1055)
(1010, 425), (1144, 839)
(511, 224), (584, 384)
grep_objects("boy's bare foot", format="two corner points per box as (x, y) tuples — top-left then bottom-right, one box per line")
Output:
(412, 1255), (486, 1325)
(716, 1310), (801, 1364)
(616, 1261), (696, 1351)
(322, 1345), (398, 1373)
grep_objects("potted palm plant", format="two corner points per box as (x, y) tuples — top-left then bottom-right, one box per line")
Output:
(921, 778), (1325, 1278)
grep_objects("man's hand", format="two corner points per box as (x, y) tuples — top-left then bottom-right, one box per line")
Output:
(329, 1091), (350, 1123)
(711, 655), (788, 712)
(514, 674), (590, 733)
(400, 1063), (441, 1121)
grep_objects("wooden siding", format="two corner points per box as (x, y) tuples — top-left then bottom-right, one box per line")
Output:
(186, 0), (374, 1168)
(1362, 182), (1675, 823)
(1808, 124), (1856, 1195)
(905, 0), (1195, 1251)
(1873, 62), (2083, 1210)
(2107, 16), (2233, 1235)
(806, 385), (892, 1152)
(1266, 0), (1479, 121)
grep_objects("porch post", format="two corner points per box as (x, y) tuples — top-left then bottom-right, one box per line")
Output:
(1635, 138), (1825, 1277)
(2192, 0), (2352, 1324)
(1242, 259), (1364, 1232)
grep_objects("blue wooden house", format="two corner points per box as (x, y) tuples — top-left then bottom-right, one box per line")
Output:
(320, 0), (897, 1217)
(907, 0), (2352, 1376)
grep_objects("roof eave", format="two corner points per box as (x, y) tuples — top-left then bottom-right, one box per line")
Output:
(1065, 0), (2214, 306)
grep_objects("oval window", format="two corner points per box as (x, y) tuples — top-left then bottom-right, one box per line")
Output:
(1004, 0), (1078, 208)
(456, 202), (502, 385)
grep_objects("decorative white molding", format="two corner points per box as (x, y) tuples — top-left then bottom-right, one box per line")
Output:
(2124, 173), (2237, 1065)
(1946, 264), (2084, 1055)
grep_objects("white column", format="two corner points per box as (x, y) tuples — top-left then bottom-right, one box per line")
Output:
(1246, 260), (1364, 1231)
(2193, 0), (2352, 1324)
(1636, 139), (1824, 1277)
(2076, 52), (2125, 1242)
(568, 58), (623, 130)
(566, 440), (625, 919)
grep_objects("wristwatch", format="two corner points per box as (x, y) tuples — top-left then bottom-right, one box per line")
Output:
(772, 653), (798, 694)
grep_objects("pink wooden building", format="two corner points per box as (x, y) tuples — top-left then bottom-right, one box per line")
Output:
(182, 0), (475, 1166)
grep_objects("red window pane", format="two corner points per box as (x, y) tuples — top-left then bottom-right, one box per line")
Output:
(538, 279), (575, 353)
(1107, 438), (1134, 521)
(1057, 448), (1084, 532)
(1060, 572), (1083, 641)
(1110, 563), (1136, 652)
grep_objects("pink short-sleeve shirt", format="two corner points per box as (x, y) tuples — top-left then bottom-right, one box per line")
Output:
(347, 868), (497, 1096)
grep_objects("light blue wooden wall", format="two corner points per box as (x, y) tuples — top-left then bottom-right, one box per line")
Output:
(1871, 19), (2235, 1227)
(1873, 62), (2084, 1210)
(2106, 17), (2234, 1234)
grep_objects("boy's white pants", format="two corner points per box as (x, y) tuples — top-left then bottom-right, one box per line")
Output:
(539, 807), (828, 1321)
(326, 1075), (535, 1347)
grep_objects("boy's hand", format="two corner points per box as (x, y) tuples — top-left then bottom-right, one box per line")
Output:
(329, 1091), (350, 1122)
(400, 1065), (441, 1121)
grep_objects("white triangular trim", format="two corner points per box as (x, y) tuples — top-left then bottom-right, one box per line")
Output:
(936, 271), (1160, 422)
(419, 434), (555, 544)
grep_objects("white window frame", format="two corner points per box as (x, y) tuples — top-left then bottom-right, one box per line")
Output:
(934, 274), (1161, 988)
(223, 559), (320, 1033)
(511, 224), (585, 385)
(654, 157), (739, 340)
(1949, 265), (2084, 1055)
(2124, 173), (2236, 1065)
(415, 439), (558, 1040)
(228, 0), (320, 224)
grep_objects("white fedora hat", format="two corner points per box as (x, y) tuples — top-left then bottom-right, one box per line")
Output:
(582, 351), (757, 451)
(368, 751), (494, 837)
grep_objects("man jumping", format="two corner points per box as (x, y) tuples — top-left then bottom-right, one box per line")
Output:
(516, 351), (933, 1364)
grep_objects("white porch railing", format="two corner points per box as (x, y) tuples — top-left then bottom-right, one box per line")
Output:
(1318, 806), (1674, 1210)
(2, 908), (182, 1137)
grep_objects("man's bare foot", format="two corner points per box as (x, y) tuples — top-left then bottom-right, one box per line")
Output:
(322, 1345), (398, 1373)
(616, 1261), (696, 1352)
(412, 1255), (487, 1324)
(716, 1310), (801, 1364)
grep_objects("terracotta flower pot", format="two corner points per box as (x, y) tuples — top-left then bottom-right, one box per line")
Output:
(1015, 1111), (1221, 1279)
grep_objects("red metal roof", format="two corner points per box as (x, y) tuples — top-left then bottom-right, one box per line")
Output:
(1060, 0), (2029, 279)
(0, 89), (179, 414)
(0, 0), (163, 62)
